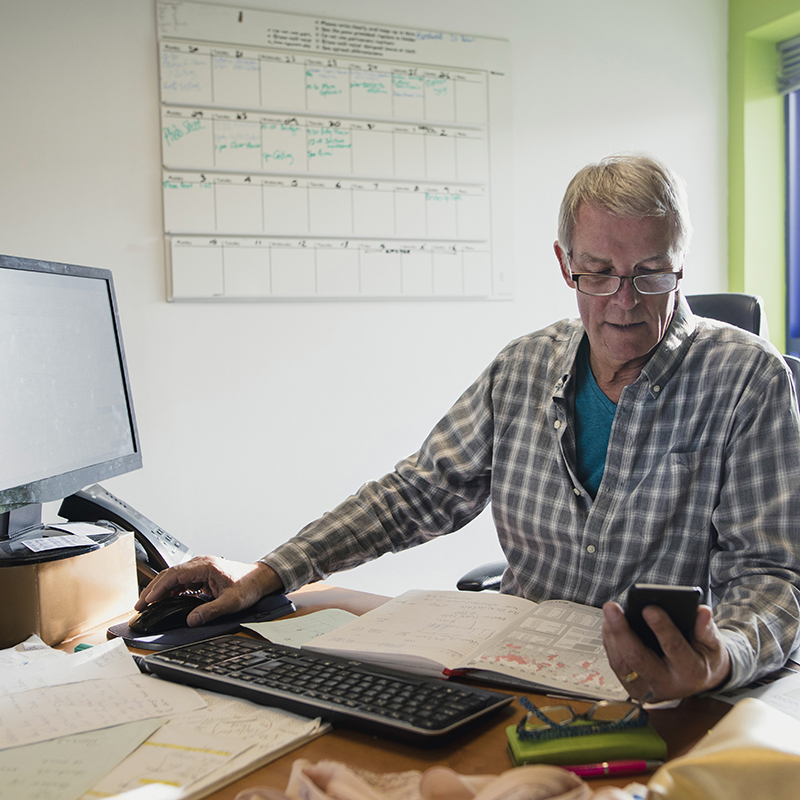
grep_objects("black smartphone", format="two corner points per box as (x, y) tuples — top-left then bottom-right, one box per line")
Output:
(625, 584), (702, 656)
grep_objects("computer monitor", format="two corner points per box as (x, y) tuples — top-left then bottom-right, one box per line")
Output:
(0, 254), (142, 542)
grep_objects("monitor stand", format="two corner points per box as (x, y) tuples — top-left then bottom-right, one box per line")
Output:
(0, 503), (43, 542)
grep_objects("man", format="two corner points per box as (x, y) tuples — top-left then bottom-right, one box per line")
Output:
(138, 154), (800, 702)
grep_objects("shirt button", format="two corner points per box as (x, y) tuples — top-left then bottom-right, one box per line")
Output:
(554, 420), (562, 429)
(586, 545), (596, 554)
(573, 488), (581, 496)
(653, 385), (661, 393)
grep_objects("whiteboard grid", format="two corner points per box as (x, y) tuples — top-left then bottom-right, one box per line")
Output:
(156, 1), (512, 301)
(170, 237), (492, 300)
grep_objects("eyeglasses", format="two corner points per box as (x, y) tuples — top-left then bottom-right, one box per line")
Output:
(516, 696), (648, 741)
(570, 270), (683, 297)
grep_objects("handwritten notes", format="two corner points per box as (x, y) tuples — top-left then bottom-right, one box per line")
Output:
(162, 172), (489, 239)
(80, 691), (326, 800)
(156, 2), (512, 300)
(161, 109), (487, 183)
(1, 638), (138, 697)
(159, 44), (487, 126)
(0, 674), (205, 749)
(0, 720), (163, 800)
(2, 638), (325, 800)
(301, 590), (626, 700)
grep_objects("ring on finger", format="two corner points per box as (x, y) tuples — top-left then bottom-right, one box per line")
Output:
(622, 670), (640, 683)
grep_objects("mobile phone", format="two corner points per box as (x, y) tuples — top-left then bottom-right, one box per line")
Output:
(625, 584), (702, 656)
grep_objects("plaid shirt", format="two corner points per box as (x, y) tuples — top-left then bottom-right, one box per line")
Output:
(263, 294), (800, 688)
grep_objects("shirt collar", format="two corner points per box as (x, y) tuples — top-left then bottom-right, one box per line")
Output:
(553, 325), (587, 399)
(638, 291), (697, 392)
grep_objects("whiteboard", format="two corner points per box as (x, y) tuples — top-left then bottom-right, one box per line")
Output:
(156, 1), (513, 301)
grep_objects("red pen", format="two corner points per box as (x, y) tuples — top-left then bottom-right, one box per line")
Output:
(560, 760), (663, 777)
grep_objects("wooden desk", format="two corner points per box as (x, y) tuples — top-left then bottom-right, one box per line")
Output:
(68, 584), (732, 797)
(193, 585), (731, 797)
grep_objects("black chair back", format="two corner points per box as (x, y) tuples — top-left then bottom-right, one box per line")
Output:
(686, 293), (768, 338)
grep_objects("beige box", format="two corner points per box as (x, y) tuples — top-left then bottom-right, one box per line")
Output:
(0, 532), (138, 648)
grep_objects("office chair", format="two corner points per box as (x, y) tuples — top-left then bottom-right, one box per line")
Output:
(456, 292), (795, 592)
(684, 293), (769, 338)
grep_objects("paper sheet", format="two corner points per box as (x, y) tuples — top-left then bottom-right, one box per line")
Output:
(0, 719), (164, 800)
(0, 634), (63, 669)
(2, 636), (325, 800)
(47, 522), (115, 537)
(22, 534), (98, 553)
(0, 674), (205, 749)
(715, 670), (800, 722)
(244, 608), (356, 647)
(82, 690), (327, 800)
(1, 639), (139, 696)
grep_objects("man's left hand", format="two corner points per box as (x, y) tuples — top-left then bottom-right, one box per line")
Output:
(601, 601), (731, 702)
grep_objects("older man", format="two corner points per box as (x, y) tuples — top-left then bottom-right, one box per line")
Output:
(138, 154), (800, 702)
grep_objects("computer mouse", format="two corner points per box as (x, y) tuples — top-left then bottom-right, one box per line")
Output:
(128, 594), (212, 634)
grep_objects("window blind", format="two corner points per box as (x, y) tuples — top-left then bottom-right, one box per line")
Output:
(778, 35), (800, 95)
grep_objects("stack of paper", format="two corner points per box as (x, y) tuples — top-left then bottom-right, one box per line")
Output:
(0, 635), (327, 800)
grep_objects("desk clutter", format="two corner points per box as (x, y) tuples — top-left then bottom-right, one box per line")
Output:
(164, 699), (800, 800)
(0, 635), (327, 800)
(4, 607), (800, 800)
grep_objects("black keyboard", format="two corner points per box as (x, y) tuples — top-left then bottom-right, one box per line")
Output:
(143, 635), (513, 745)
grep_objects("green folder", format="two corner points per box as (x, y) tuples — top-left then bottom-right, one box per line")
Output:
(506, 722), (667, 766)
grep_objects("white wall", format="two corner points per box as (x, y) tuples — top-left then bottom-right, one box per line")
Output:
(0, 0), (728, 595)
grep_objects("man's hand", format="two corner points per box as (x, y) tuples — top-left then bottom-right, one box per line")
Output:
(602, 601), (731, 702)
(135, 556), (285, 627)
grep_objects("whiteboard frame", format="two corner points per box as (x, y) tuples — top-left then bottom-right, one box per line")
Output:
(156, 0), (514, 302)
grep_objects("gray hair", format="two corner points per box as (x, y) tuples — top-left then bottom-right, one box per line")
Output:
(557, 154), (693, 257)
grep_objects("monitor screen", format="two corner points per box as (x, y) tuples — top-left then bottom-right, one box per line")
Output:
(0, 255), (142, 538)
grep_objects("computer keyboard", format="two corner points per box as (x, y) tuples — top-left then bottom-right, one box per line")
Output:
(143, 635), (514, 745)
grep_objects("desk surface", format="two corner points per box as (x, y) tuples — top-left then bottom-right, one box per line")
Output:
(73, 584), (732, 797)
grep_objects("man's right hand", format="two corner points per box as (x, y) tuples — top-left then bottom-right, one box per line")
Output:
(135, 556), (285, 627)
(601, 601), (731, 702)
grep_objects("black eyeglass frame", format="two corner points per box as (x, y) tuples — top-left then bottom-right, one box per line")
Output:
(570, 269), (683, 297)
(515, 696), (648, 742)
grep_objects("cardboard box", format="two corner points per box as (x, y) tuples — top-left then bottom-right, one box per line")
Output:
(0, 532), (138, 648)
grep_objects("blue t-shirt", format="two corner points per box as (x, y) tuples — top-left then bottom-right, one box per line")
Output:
(574, 338), (616, 497)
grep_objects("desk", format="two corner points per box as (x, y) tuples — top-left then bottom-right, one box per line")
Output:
(70, 584), (732, 797)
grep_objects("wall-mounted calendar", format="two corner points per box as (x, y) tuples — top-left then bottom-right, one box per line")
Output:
(156, 1), (513, 301)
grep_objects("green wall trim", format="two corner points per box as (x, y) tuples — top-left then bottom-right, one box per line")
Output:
(729, 1), (800, 351)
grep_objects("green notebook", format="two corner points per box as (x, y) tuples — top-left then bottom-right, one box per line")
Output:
(506, 722), (667, 766)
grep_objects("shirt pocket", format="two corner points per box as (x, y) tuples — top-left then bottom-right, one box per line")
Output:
(610, 445), (722, 578)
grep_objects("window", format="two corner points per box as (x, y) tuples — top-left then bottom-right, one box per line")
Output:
(780, 37), (800, 356)
(785, 90), (800, 356)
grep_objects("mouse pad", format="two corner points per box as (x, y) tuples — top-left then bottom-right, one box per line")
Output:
(108, 593), (295, 650)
